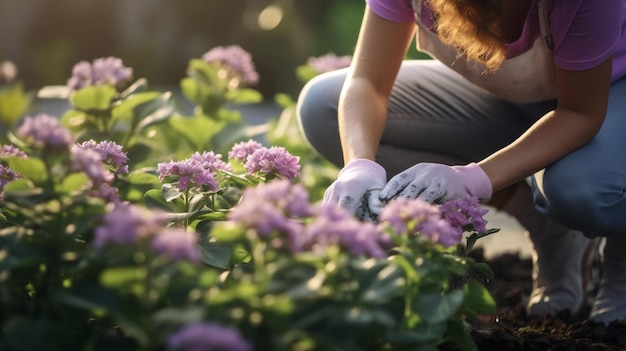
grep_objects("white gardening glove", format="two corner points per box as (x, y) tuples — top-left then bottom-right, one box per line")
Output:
(379, 162), (492, 203)
(323, 159), (387, 216)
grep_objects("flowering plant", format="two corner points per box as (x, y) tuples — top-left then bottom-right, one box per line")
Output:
(0, 50), (498, 351)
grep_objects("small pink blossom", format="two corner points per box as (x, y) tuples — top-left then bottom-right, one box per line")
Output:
(244, 146), (300, 180)
(307, 53), (352, 73)
(228, 140), (263, 162)
(201, 45), (259, 87)
(16, 114), (74, 150)
(67, 57), (133, 90)
(151, 228), (201, 262)
(378, 197), (462, 248)
(167, 322), (251, 351)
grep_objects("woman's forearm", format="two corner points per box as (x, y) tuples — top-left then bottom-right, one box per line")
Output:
(480, 107), (604, 191)
(338, 77), (389, 164)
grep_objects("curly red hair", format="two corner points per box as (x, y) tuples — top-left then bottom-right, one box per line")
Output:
(427, 0), (507, 72)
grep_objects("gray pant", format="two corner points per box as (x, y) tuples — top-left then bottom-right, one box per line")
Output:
(296, 59), (626, 236)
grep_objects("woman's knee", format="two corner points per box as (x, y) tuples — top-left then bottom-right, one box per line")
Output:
(542, 165), (625, 235)
(296, 70), (346, 166)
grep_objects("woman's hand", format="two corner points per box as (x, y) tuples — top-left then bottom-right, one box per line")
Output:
(323, 159), (387, 214)
(380, 162), (492, 203)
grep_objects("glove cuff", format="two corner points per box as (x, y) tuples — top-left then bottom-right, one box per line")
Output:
(340, 158), (386, 180)
(452, 163), (492, 201)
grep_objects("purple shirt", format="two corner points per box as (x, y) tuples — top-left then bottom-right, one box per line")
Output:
(366, 0), (626, 82)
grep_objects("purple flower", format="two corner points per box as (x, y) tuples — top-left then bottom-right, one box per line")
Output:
(439, 197), (489, 234)
(67, 57), (133, 91)
(304, 204), (393, 258)
(75, 140), (129, 174)
(227, 180), (313, 252)
(201, 45), (259, 87)
(190, 151), (233, 173)
(167, 322), (251, 351)
(307, 53), (352, 74)
(93, 204), (168, 249)
(0, 164), (20, 199)
(151, 228), (201, 262)
(71, 147), (114, 186)
(0, 61), (17, 84)
(157, 158), (219, 192)
(89, 183), (122, 204)
(378, 198), (461, 248)
(0, 145), (27, 158)
(244, 146), (300, 180)
(228, 140), (263, 162)
(16, 114), (74, 150)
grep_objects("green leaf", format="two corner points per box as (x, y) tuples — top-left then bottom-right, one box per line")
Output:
(198, 239), (233, 269)
(295, 64), (319, 84)
(58, 172), (90, 194)
(211, 122), (268, 154)
(126, 170), (160, 187)
(112, 91), (162, 124)
(274, 92), (295, 108)
(119, 78), (148, 99)
(144, 188), (173, 212)
(180, 77), (212, 106)
(168, 114), (226, 151)
(125, 142), (153, 166)
(134, 93), (175, 132)
(462, 280), (496, 316)
(37, 85), (70, 99)
(445, 318), (475, 351)
(70, 85), (117, 111)
(210, 222), (246, 243)
(100, 266), (147, 290)
(224, 88), (263, 104)
(471, 262), (494, 281)
(413, 290), (465, 324)
(0, 83), (32, 127)
(360, 263), (405, 304)
(162, 183), (183, 202)
(4, 157), (48, 184)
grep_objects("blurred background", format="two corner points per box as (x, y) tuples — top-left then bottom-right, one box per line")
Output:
(0, 0), (376, 98)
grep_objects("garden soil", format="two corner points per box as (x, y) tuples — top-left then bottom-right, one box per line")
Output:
(440, 249), (626, 351)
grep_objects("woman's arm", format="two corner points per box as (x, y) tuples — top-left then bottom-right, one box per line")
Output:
(338, 6), (416, 165)
(479, 56), (613, 191)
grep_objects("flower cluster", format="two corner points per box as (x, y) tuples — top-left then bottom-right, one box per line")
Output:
(75, 140), (129, 175)
(227, 180), (393, 258)
(93, 203), (200, 262)
(70, 147), (114, 186)
(227, 139), (263, 162)
(227, 180), (311, 252)
(0, 61), (17, 84)
(304, 204), (394, 258)
(67, 57), (134, 91)
(307, 53), (352, 74)
(439, 197), (489, 234)
(167, 322), (251, 351)
(202, 45), (259, 87)
(378, 197), (460, 247)
(0, 145), (27, 158)
(0, 144), (26, 196)
(16, 113), (75, 150)
(243, 146), (300, 180)
(157, 153), (223, 192)
(70, 140), (128, 203)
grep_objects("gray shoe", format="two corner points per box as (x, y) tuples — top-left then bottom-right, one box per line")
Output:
(526, 227), (592, 316)
(590, 236), (626, 325)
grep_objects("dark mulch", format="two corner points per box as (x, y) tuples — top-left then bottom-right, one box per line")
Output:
(440, 249), (626, 351)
